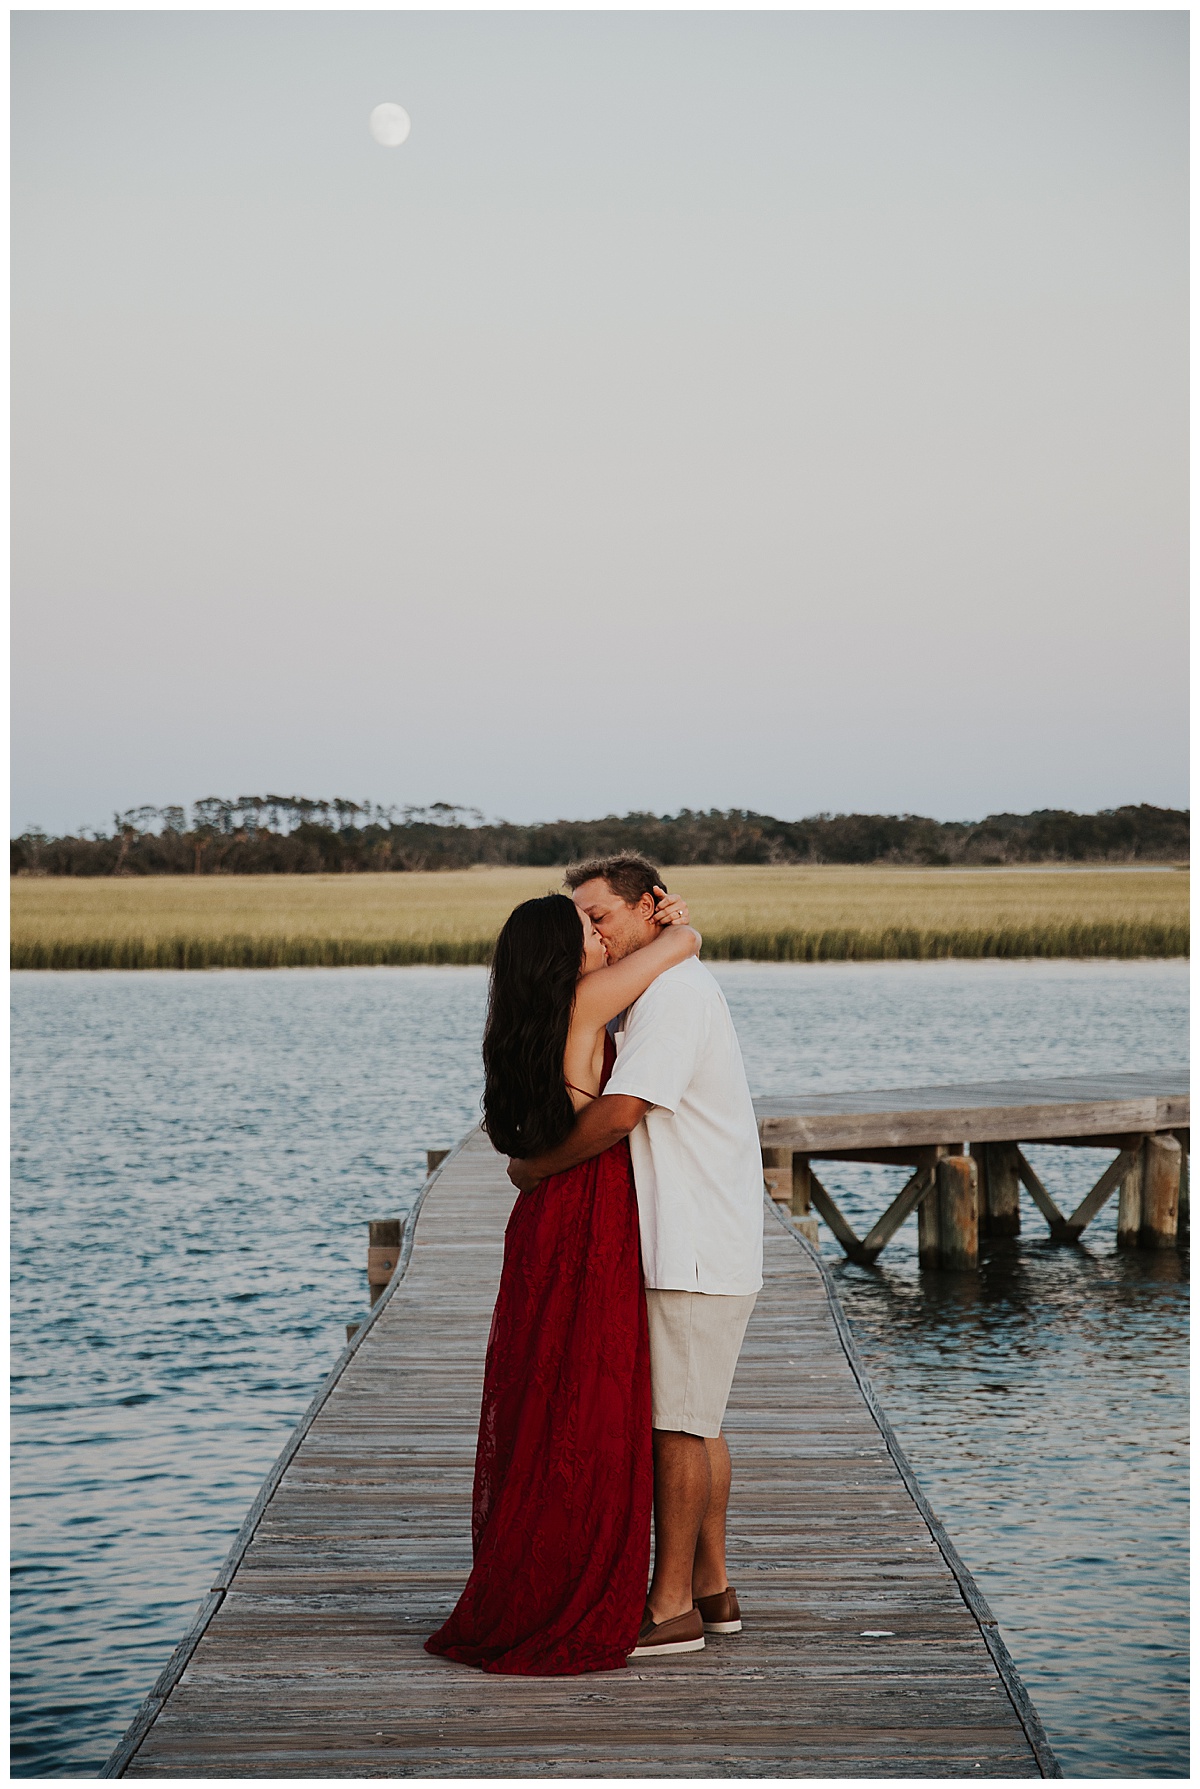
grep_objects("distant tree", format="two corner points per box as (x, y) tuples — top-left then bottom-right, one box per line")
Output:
(192, 797), (234, 834)
(13, 800), (1188, 876)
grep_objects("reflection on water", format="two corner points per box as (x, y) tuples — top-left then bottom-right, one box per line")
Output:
(11, 961), (1188, 1776)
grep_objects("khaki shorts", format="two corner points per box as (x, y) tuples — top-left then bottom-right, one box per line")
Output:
(645, 1289), (758, 1439)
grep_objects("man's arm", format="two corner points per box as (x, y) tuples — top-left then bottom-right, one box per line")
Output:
(507, 1093), (652, 1192)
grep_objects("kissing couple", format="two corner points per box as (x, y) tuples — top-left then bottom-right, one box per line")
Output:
(426, 854), (764, 1674)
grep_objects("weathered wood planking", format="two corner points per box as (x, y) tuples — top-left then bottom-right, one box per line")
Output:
(109, 1131), (1057, 1779)
(756, 1071), (1189, 1153)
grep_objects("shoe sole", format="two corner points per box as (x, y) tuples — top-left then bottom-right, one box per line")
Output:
(628, 1636), (706, 1658)
(702, 1618), (742, 1634)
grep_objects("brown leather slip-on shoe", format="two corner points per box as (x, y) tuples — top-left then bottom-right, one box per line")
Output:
(694, 1586), (742, 1634)
(628, 1603), (705, 1658)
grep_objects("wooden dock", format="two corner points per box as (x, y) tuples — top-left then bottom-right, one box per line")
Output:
(757, 1071), (1189, 1270)
(106, 1128), (1058, 1779)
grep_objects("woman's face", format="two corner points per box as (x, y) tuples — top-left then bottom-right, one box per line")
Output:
(578, 908), (608, 976)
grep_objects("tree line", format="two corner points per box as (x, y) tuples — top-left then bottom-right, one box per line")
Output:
(9, 799), (1189, 875)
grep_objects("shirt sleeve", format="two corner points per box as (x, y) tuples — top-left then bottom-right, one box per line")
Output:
(604, 978), (707, 1113)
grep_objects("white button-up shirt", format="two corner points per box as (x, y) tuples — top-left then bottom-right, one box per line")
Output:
(604, 958), (764, 1295)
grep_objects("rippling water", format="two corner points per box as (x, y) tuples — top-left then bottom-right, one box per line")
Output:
(11, 960), (1188, 1776)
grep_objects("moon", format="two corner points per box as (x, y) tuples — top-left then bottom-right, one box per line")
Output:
(369, 103), (411, 148)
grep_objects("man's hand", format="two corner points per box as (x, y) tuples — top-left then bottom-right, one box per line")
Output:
(507, 1157), (542, 1193)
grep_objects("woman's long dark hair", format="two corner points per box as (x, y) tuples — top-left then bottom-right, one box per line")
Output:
(482, 893), (584, 1158)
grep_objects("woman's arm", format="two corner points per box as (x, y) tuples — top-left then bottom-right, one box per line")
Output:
(572, 924), (701, 1029)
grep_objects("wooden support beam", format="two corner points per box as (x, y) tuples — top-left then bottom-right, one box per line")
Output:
(761, 1145), (793, 1205)
(1061, 1149), (1139, 1242)
(936, 1154), (979, 1271)
(1011, 1147), (1069, 1240)
(859, 1164), (936, 1263)
(803, 1146), (941, 1167)
(1140, 1134), (1181, 1249)
(426, 1148), (450, 1175)
(1045, 1133), (1159, 1151)
(806, 1168), (864, 1263)
(1117, 1149), (1143, 1248)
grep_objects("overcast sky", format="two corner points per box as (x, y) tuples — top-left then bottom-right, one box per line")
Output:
(12, 10), (1188, 835)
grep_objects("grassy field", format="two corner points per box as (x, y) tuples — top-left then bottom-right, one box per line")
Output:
(10, 865), (1189, 968)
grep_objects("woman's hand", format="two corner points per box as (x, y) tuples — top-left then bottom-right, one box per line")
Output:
(507, 1157), (543, 1193)
(652, 886), (690, 928)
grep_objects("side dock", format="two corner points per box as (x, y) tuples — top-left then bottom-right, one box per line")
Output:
(105, 1129), (1058, 1778)
(758, 1072), (1189, 1270)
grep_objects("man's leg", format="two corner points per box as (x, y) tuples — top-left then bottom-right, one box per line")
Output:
(646, 1429), (709, 1623)
(692, 1432), (732, 1600)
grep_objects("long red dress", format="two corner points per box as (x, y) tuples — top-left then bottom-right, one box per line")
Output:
(425, 1035), (653, 1675)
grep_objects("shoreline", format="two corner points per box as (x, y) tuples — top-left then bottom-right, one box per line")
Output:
(12, 925), (1190, 971)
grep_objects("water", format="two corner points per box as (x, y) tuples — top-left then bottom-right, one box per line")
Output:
(722, 959), (1189, 1778)
(11, 960), (1188, 1777)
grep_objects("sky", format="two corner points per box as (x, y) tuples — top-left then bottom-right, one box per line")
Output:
(11, 10), (1189, 836)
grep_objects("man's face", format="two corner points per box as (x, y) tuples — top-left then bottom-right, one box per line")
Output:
(570, 878), (658, 963)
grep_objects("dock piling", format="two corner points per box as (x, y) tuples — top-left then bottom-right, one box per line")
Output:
(917, 1168), (941, 1268)
(789, 1154), (819, 1244)
(1139, 1133), (1181, 1249)
(791, 1155), (812, 1216)
(761, 1145), (792, 1205)
(937, 1153), (980, 1270)
(978, 1141), (1021, 1237)
(762, 1148), (819, 1244)
(367, 1218), (402, 1304)
(1117, 1152), (1144, 1248)
(971, 1142), (989, 1234)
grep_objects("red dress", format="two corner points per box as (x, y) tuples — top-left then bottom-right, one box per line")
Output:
(426, 1035), (653, 1675)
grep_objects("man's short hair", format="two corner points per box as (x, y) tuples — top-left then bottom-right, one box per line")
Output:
(563, 854), (666, 907)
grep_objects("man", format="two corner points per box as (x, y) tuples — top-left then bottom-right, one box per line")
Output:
(506, 854), (764, 1659)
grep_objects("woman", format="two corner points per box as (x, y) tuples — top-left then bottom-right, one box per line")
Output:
(425, 887), (700, 1675)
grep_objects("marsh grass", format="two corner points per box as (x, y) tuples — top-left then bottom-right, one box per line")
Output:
(10, 865), (1188, 968)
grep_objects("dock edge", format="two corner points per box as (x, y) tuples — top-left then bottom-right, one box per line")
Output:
(766, 1195), (1063, 1779)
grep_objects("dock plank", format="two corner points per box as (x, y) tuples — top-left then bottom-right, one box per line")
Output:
(111, 1130), (1055, 1778)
